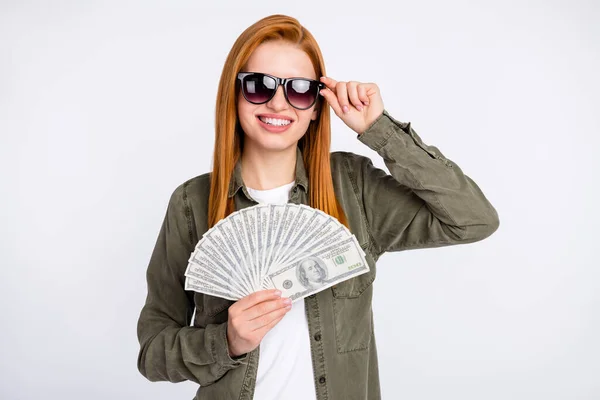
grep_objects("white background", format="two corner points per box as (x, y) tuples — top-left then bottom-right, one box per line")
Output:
(1, 1), (599, 399)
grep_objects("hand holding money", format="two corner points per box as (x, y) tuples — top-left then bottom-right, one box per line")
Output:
(226, 289), (292, 357)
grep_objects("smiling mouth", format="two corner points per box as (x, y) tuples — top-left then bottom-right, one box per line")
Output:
(257, 116), (293, 126)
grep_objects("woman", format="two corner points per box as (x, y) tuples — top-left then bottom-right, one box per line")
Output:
(137, 14), (499, 400)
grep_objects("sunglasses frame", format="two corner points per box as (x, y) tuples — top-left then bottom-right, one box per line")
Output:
(237, 72), (325, 110)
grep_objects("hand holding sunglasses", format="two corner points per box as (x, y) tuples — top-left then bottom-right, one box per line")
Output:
(318, 76), (385, 135)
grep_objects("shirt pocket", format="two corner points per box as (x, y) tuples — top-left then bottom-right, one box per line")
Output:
(330, 242), (375, 298)
(330, 242), (375, 353)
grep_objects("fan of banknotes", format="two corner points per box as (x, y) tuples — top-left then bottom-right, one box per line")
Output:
(184, 203), (370, 303)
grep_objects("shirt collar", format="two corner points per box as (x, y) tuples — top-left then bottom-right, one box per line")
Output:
(228, 146), (309, 198)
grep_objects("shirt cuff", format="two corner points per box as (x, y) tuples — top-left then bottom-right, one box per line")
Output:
(206, 322), (247, 373)
(358, 109), (411, 151)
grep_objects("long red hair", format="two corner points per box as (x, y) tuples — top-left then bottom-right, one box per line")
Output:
(208, 14), (348, 229)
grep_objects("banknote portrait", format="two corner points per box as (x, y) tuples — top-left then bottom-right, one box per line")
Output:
(296, 257), (328, 290)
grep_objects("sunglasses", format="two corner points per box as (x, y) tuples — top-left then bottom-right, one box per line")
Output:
(237, 72), (325, 110)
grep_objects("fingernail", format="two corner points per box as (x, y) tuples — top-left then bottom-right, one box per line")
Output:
(343, 105), (349, 113)
(357, 105), (363, 111)
(283, 298), (292, 305)
(274, 290), (282, 296)
(363, 101), (369, 106)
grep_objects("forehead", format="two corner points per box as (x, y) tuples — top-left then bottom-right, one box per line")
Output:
(245, 41), (316, 80)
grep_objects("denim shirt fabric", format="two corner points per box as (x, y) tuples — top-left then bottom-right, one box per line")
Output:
(137, 110), (500, 399)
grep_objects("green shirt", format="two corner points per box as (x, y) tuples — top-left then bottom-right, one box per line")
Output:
(137, 110), (500, 399)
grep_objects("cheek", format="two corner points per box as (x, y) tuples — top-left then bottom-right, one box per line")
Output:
(293, 110), (315, 132)
(237, 97), (256, 131)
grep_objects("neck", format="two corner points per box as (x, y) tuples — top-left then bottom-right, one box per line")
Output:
(241, 143), (296, 190)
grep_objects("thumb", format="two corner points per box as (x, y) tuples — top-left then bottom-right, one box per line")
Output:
(319, 87), (342, 117)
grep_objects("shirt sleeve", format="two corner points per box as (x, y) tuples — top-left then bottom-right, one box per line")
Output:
(136, 184), (246, 385)
(355, 109), (500, 257)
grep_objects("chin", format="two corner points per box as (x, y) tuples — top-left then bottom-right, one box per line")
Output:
(254, 139), (298, 153)
(245, 129), (304, 152)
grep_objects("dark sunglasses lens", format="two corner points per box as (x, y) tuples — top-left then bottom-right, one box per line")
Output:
(286, 79), (319, 109)
(242, 74), (276, 104)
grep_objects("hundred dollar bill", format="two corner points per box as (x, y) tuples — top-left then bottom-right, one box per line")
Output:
(309, 209), (366, 257)
(271, 205), (313, 266)
(267, 203), (299, 271)
(239, 206), (259, 289)
(276, 224), (348, 267)
(276, 208), (367, 269)
(263, 204), (285, 277)
(256, 205), (272, 281)
(227, 211), (257, 288)
(274, 211), (342, 267)
(197, 232), (254, 294)
(186, 250), (248, 298)
(271, 207), (321, 266)
(266, 236), (370, 302)
(184, 267), (244, 299)
(215, 218), (258, 291)
(185, 277), (239, 301)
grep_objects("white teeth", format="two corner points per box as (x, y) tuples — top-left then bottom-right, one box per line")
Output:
(259, 116), (292, 126)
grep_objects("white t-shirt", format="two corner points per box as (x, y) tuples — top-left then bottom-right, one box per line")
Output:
(246, 182), (317, 400)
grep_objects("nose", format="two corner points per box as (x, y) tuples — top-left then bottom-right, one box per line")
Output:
(266, 85), (289, 111)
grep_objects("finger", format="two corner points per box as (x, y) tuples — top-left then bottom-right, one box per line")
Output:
(233, 289), (281, 313)
(320, 76), (338, 93)
(250, 303), (292, 331)
(319, 87), (342, 116)
(347, 81), (363, 111)
(336, 82), (350, 114)
(357, 84), (370, 106)
(253, 313), (287, 338)
(246, 297), (292, 321)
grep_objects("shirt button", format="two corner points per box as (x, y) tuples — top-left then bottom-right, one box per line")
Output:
(314, 333), (322, 341)
(319, 376), (326, 384)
